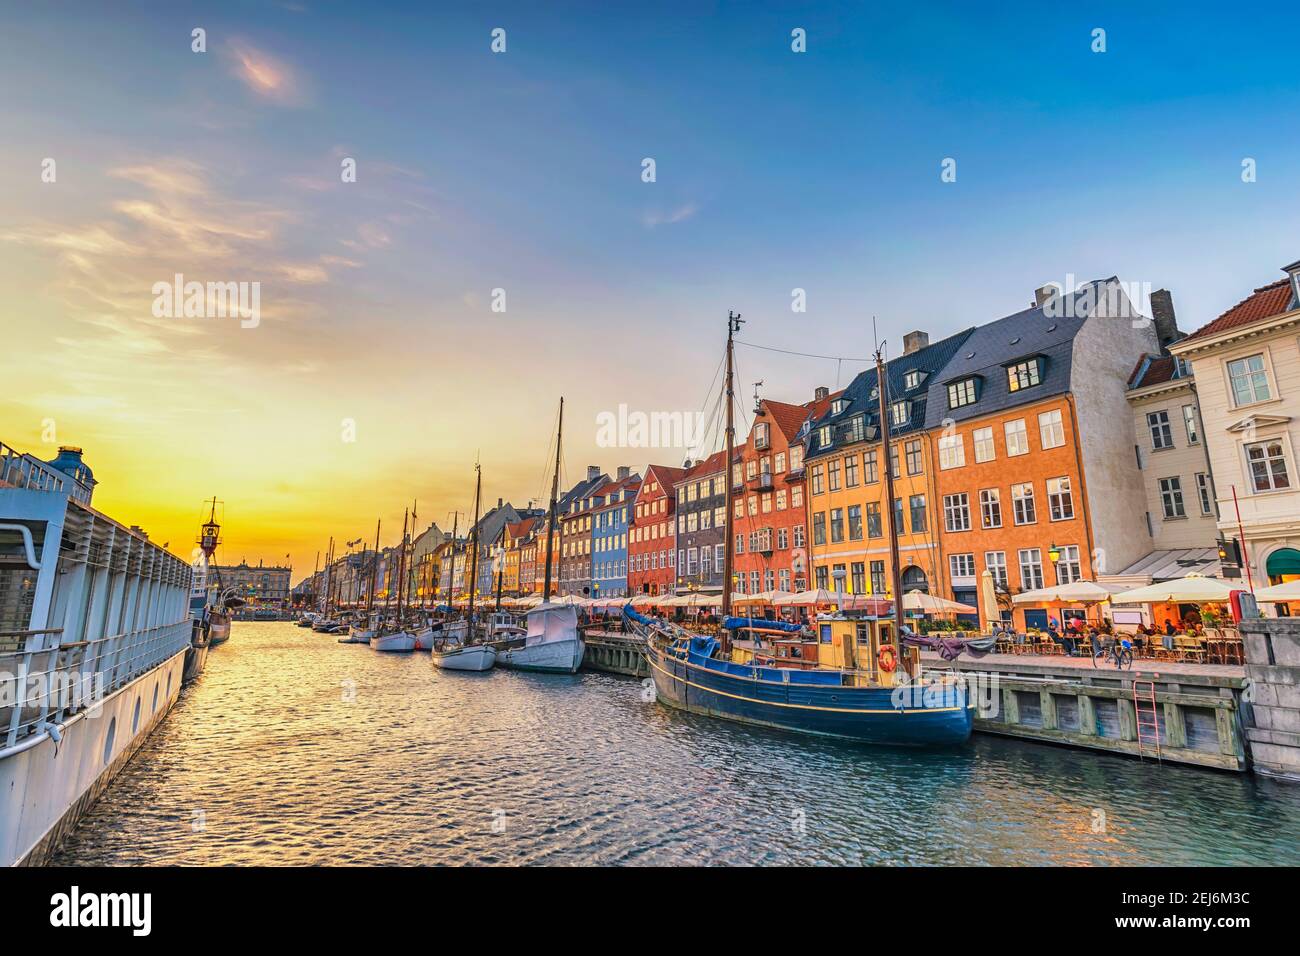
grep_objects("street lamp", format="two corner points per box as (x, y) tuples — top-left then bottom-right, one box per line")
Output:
(1048, 543), (1062, 565)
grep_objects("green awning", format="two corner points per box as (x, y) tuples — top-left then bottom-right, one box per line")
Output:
(1266, 548), (1300, 577)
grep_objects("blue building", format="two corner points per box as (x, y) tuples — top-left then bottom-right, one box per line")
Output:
(590, 470), (641, 599)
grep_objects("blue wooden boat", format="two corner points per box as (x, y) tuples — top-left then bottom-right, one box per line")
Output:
(630, 610), (974, 747)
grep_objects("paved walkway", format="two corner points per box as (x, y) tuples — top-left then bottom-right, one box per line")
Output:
(919, 649), (1245, 683)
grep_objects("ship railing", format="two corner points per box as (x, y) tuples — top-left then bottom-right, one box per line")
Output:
(0, 618), (192, 751)
(0, 441), (66, 495)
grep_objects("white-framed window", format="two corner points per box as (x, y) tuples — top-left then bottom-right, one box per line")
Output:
(831, 399), (844, 415)
(947, 379), (977, 409)
(943, 493), (971, 532)
(973, 426), (995, 463)
(1018, 548), (1044, 590)
(1054, 545), (1081, 584)
(1038, 409), (1065, 450)
(1227, 354), (1271, 406)
(1005, 419), (1029, 456)
(1159, 476), (1185, 518)
(949, 553), (976, 579)
(1012, 482), (1036, 524)
(904, 370), (922, 390)
(1245, 439), (1291, 493)
(1183, 405), (1200, 445)
(1007, 359), (1041, 392)
(938, 433), (966, 469)
(714, 544), (724, 569)
(789, 446), (803, 472)
(985, 551), (1008, 588)
(818, 425), (833, 448)
(1148, 410), (1173, 450)
(979, 488), (1002, 528)
(1196, 472), (1214, 516)
(890, 401), (909, 426)
(774, 451), (786, 472)
(1047, 476), (1074, 521)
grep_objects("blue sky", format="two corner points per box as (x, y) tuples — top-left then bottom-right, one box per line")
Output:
(2, 0), (1297, 566)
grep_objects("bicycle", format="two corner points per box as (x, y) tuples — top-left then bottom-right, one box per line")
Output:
(1092, 637), (1133, 669)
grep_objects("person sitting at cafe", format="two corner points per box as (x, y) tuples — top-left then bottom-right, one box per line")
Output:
(1164, 619), (1178, 636)
(1056, 625), (1079, 657)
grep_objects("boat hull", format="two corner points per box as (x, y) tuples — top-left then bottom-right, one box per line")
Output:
(208, 615), (231, 646)
(645, 641), (973, 747)
(370, 632), (416, 652)
(431, 643), (496, 671)
(496, 637), (585, 674)
(182, 637), (209, 684)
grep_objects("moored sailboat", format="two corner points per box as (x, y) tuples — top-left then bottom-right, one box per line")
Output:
(431, 463), (496, 671)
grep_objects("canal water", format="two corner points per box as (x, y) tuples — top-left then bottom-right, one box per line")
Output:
(55, 622), (1300, 866)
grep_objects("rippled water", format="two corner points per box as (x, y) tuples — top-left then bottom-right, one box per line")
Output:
(53, 622), (1300, 866)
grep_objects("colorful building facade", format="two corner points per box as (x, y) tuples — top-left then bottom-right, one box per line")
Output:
(628, 464), (687, 596)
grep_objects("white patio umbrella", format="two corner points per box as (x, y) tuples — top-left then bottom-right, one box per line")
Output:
(902, 590), (977, 614)
(1255, 580), (1300, 603)
(1110, 573), (1238, 605)
(1012, 580), (1124, 604)
(777, 588), (842, 606)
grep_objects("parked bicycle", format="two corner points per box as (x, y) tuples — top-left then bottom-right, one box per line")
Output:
(1092, 635), (1133, 669)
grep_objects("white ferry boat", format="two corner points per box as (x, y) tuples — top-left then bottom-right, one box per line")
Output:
(0, 442), (194, 866)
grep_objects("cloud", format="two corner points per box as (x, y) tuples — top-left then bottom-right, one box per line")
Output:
(642, 202), (699, 228)
(225, 39), (305, 105)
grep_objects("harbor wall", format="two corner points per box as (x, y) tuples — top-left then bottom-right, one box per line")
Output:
(581, 631), (649, 678)
(1, 650), (187, 866)
(1239, 617), (1300, 782)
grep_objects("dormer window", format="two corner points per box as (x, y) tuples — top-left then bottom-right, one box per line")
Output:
(904, 370), (925, 390)
(889, 401), (909, 427)
(1007, 358), (1042, 393)
(831, 399), (845, 415)
(947, 378), (978, 409)
(818, 425), (833, 449)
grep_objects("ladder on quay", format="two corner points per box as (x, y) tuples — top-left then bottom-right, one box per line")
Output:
(1133, 679), (1162, 761)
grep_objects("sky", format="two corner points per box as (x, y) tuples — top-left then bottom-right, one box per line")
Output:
(2, 1), (1297, 579)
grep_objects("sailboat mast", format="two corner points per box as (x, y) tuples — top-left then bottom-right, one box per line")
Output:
(446, 512), (459, 607)
(366, 519), (380, 615)
(395, 508), (409, 622)
(875, 346), (907, 644)
(466, 464), (483, 627)
(543, 398), (564, 601)
(722, 311), (743, 631)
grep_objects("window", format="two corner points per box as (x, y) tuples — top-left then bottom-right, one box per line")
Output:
(909, 495), (926, 533)
(700, 547), (712, 574)
(813, 512), (827, 546)
(943, 493), (971, 532)
(776, 490), (787, 510)
(815, 566), (829, 590)
(779, 569), (791, 591)
(847, 504), (863, 541)
(774, 452), (786, 473)
(830, 508), (844, 543)
(1159, 477), (1185, 518)
(1246, 440), (1291, 492)
(764, 570), (775, 592)
(793, 524), (805, 548)
(791, 487), (803, 509)
(1148, 410), (1173, 450)
(844, 416), (865, 444)
(1039, 409), (1065, 450)
(1012, 483), (1036, 524)
(831, 399), (844, 415)
(777, 528), (789, 549)
(1183, 405), (1200, 445)
(686, 548), (698, 576)
(715, 544), (724, 570)
(1227, 354), (1270, 406)
(866, 502), (882, 538)
(761, 493), (772, 513)
(905, 439), (923, 475)
(870, 560), (886, 595)
(754, 422), (769, 448)
(938, 434), (965, 469)
(818, 425), (833, 449)
(889, 444), (900, 480)
(735, 534), (745, 554)
(1196, 472), (1214, 516)
(828, 459), (841, 492)
(985, 551), (1008, 588)
(747, 497), (758, 518)
(893, 498), (905, 535)
(1047, 477), (1074, 521)
(979, 488), (1002, 528)
(845, 455), (859, 487)
(746, 460), (757, 480)
(1018, 548), (1044, 590)
(1005, 419), (1029, 456)
(973, 427), (995, 463)
(947, 379), (977, 409)
(811, 464), (824, 495)
(789, 447), (803, 472)
(1054, 545), (1081, 584)
(1007, 359), (1041, 392)
(949, 553), (976, 579)
(865, 449), (879, 483)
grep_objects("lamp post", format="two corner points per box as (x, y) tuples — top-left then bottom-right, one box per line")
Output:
(1048, 543), (1061, 585)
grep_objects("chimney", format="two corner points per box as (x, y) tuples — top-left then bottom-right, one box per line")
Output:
(1148, 289), (1182, 352)
(586, 465), (601, 482)
(902, 330), (929, 355)
(1034, 284), (1060, 308)
(617, 465), (630, 481)
(497, 497), (503, 509)
(813, 386), (829, 402)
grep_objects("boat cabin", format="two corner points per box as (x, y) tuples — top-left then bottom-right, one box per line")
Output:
(811, 614), (904, 687)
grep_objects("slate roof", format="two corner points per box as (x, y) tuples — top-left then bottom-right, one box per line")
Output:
(1179, 277), (1297, 345)
(805, 328), (974, 460)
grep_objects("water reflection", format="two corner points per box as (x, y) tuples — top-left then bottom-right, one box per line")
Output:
(53, 623), (1300, 866)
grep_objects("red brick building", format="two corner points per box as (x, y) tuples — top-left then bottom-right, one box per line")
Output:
(628, 463), (687, 596)
(733, 391), (837, 597)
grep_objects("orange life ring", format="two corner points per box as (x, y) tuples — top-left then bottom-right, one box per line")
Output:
(878, 645), (897, 673)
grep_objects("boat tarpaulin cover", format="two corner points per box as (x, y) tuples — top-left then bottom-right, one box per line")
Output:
(723, 616), (804, 633)
(525, 604), (579, 644)
(901, 627), (996, 661)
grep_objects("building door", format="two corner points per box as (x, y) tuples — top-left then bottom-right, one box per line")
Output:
(901, 566), (929, 594)
(1023, 608), (1049, 631)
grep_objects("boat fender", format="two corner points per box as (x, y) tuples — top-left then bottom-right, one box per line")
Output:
(878, 646), (897, 673)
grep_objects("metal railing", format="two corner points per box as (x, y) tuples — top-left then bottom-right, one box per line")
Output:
(0, 618), (192, 751)
(0, 442), (65, 494)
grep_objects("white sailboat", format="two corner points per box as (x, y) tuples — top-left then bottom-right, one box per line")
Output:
(431, 463), (496, 672)
(372, 507), (420, 652)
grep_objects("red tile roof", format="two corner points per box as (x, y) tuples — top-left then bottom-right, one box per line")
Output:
(643, 463), (689, 493)
(1181, 278), (1295, 344)
(681, 448), (729, 480)
(1128, 354), (1176, 389)
(763, 399), (813, 442)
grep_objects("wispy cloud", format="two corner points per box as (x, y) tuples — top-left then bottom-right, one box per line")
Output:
(642, 202), (699, 229)
(225, 39), (305, 105)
